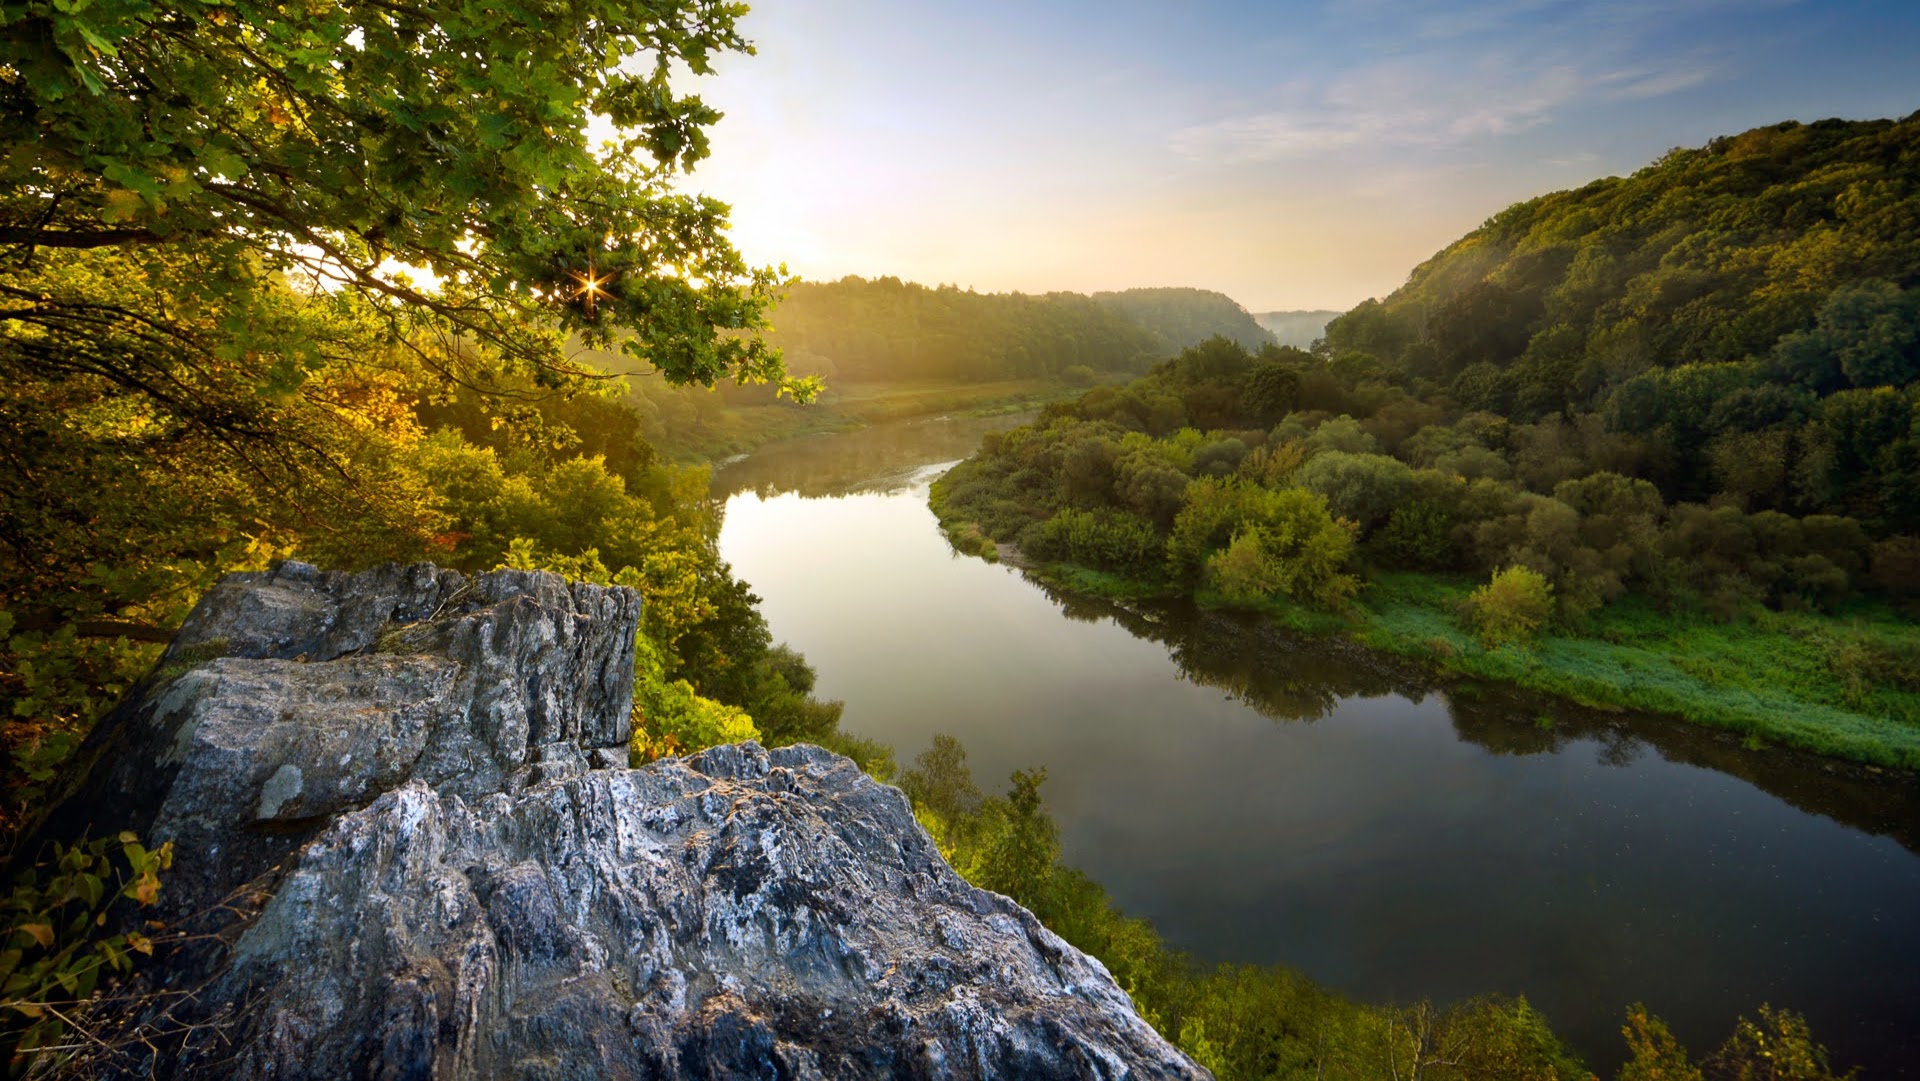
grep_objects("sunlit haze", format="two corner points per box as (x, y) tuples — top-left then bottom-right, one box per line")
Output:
(685, 0), (1920, 311)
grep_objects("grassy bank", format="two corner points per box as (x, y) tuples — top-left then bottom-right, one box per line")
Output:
(1348, 574), (1920, 767)
(933, 488), (1920, 771)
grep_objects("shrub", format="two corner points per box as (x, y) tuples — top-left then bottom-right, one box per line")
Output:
(2, 832), (174, 1068)
(1199, 490), (1359, 609)
(1039, 508), (1163, 574)
(1467, 566), (1555, 647)
(1371, 500), (1457, 570)
(1294, 450), (1414, 533)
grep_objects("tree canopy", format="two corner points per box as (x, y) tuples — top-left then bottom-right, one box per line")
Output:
(2, 0), (798, 395)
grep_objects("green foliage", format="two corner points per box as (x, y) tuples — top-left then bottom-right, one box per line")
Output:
(1705, 1006), (1856, 1081)
(1208, 505), (1359, 610)
(3, 0), (798, 396)
(1619, 1004), (1703, 1081)
(1161, 480), (1358, 608)
(1294, 451), (1414, 533)
(1036, 509), (1163, 575)
(1371, 500), (1458, 570)
(1467, 566), (1556, 646)
(1166, 477), (1271, 580)
(1, 832), (172, 1069)
(628, 636), (759, 764)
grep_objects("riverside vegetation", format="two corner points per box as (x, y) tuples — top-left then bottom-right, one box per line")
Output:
(0, 0), (1889, 1070)
(935, 115), (1920, 771)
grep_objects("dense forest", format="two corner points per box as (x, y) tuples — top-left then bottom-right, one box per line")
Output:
(934, 116), (1920, 768)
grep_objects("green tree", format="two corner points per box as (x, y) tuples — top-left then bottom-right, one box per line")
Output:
(1, 0), (818, 832)
(1706, 1006), (1855, 1081)
(1618, 1004), (1703, 1081)
(1198, 490), (1359, 609)
(4, 0), (801, 395)
(1468, 565), (1556, 646)
(1294, 450), (1414, 533)
(977, 768), (1060, 917)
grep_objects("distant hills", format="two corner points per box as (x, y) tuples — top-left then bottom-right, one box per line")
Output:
(760, 277), (1165, 383)
(756, 278), (1280, 383)
(1252, 310), (1341, 349)
(1093, 287), (1275, 351)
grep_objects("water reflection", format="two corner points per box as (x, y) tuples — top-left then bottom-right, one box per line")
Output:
(713, 413), (1022, 500)
(1023, 579), (1920, 856)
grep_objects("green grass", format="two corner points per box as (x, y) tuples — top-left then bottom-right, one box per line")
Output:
(1034, 564), (1176, 601)
(1351, 574), (1920, 769)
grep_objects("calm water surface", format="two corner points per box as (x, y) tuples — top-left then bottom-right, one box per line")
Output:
(714, 415), (1920, 1076)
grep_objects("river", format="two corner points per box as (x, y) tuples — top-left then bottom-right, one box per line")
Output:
(712, 413), (1920, 1077)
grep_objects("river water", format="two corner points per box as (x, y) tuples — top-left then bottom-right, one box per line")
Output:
(712, 414), (1920, 1076)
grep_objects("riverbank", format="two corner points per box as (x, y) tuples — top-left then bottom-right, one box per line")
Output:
(632, 376), (1091, 462)
(934, 486), (1920, 772)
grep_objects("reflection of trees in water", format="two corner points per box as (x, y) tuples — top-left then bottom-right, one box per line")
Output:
(1028, 573), (1920, 854)
(711, 414), (1022, 500)
(1025, 578), (1409, 724)
(1444, 683), (1918, 850)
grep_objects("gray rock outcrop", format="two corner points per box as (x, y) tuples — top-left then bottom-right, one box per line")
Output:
(44, 562), (1205, 1079)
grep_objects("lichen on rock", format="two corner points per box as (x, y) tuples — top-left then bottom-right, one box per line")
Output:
(41, 562), (1206, 1079)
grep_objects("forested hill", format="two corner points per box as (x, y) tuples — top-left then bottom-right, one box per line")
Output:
(1324, 114), (1920, 512)
(931, 114), (1920, 769)
(762, 277), (1167, 382)
(1093, 287), (1276, 351)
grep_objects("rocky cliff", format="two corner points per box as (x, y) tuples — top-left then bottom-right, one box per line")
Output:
(42, 562), (1205, 1079)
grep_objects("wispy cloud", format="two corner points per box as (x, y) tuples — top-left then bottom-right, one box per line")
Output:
(1597, 64), (1717, 100)
(1170, 52), (1717, 164)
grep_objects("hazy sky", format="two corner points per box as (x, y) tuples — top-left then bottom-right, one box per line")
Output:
(681, 0), (1920, 312)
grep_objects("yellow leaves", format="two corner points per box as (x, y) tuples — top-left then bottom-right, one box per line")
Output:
(13, 924), (53, 950)
(125, 871), (160, 907)
(230, 532), (296, 573)
(313, 366), (426, 443)
(101, 189), (146, 224)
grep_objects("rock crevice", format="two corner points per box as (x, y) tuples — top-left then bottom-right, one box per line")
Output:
(46, 562), (1204, 1079)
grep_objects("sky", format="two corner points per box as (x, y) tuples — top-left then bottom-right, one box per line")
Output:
(677, 0), (1920, 313)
